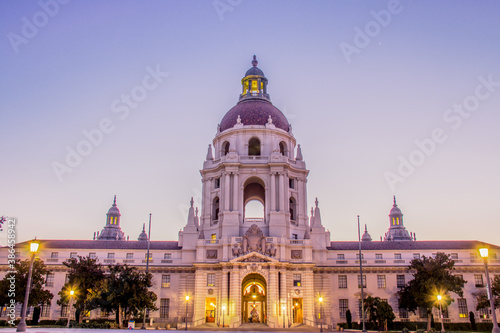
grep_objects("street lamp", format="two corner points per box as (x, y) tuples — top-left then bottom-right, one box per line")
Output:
(221, 304), (226, 328)
(437, 295), (445, 333)
(282, 305), (286, 328)
(185, 295), (190, 331)
(17, 239), (39, 332)
(319, 297), (323, 332)
(67, 290), (75, 328)
(479, 248), (500, 333)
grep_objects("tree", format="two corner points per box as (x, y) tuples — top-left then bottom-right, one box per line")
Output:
(88, 264), (157, 328)
(57, 255), (105, 323)
(474, 275), (500, 312)
(363, 296), (395, 330)
(398, 252), (466, 331)
(346, 309), (352, 328)
(0, 258), (53, 323)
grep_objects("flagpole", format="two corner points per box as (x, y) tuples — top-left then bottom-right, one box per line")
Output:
(358, 215), (367, 332)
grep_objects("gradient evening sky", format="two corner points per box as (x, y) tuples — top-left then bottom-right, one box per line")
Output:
(1, 1), (499, 245)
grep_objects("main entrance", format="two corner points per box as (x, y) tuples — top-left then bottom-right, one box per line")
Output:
(242, 274), (267, 324)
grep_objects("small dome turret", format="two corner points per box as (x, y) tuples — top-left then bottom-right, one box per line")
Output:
(361, 224), (372, 242)
(138, 223), (148, 241)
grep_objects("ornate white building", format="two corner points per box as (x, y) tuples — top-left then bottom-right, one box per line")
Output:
(1, 57), (499, 329)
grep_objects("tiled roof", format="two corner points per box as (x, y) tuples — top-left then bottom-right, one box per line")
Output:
(327, 240), (500, 251)
(14, 239), (181, 250)
(220, 99), (289, 132)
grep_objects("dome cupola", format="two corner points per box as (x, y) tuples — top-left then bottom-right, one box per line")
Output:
(138, 223), (148, 241)
(97, 195), (126, 241)
(240, 55), (269, 101)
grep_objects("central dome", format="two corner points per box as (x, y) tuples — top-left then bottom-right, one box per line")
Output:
(219, 56), (290, 132)
(220, 99), (289, 132)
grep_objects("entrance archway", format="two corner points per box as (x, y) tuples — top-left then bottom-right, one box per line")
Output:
(242, 274), (267, 324)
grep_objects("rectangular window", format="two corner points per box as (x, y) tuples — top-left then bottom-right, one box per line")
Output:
(339, 299), (348, 319)
(40, 304), (51, 317)
(356, 253), (364, 260)
(145, 253), (153, 259)
(399, 307), (408, 319)
(207, 273), (215, 286)
(450, 253), (458, 260)
(126, 253), (133, 259)
(89, 252), (96, 259)
(293, 274), (301, 287)
(338, 275), (347, 289)
(337, 254), (345, 260)
(375, 253), (383, 260)
(164, 253), (172, 259)
(61, 304), (69, 317)
(377, 275), (386, 288)
(160, 299), (170, 318)
(289, 179), (295, 189)
(357, 274), (367, 288)
(292, 234), (298, 239)
(211, 234), (216, 243)
(418, 307), (428, 319)
(442, 306), (449, 319)
(214, 178), (220, 189)
(413, 253), (420, 259)
(70, 252), (77, 259)
(474, 274), (484, 287)
(107, 253), (115, 259)
(470, 253), (478, 259)
(45, 273), (55, 287)
(161, 274), (171, 288)
(457, 299), (468, 318)
(51, 252), (58, 258)
(397, 275), (405, 288)
(394, 253), (402, 259)
(478, 307), (489, 318)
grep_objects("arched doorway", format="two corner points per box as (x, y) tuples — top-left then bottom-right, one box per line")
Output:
(243, 177), (265, 223)
(242, 274), (267, 324)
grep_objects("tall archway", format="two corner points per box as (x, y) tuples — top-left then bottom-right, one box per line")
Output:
(242, 273), (267, 324)
(243, 178), (265, 223)
(248, 137), (261, 156)
(222, 141), (230, 156)
(279, 141), (287, 156)
(212, 197), (220, 223)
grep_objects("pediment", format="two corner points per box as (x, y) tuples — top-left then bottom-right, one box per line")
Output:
(231, 251), (278, 263)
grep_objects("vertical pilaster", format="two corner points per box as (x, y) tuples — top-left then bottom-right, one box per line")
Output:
(224, 172), (230, 211)
(270, 173), (276, 212)
(279, 173), (285, 213)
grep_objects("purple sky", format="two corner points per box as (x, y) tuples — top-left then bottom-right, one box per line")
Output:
(1, 1), (499, 245)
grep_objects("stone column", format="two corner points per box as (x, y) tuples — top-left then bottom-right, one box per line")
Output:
(270, 173), (276, 212)
(224, 172), (230, 211)
(279, 173), (285, 213)
(233, 172), (239, 217)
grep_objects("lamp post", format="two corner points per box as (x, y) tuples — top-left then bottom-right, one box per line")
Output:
(282, 305), (286, 328)
(479, 248), (500, 333)
(66, 290), (75, 328)
(357, 215), (367, 332)
(141, 214), (152, 330)
(17, 239), (39, 332)
(319, 297), (323, 332)
(185, 295), (190, 331)
(437, 295), (445, 333)
(221, 304), (226, 328)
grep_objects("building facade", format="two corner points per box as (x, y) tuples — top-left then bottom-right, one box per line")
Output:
(1, 57), (499, 328)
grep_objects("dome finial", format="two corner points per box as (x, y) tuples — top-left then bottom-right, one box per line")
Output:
(393, 195), (397, 206)
(252, 55), (258, 67)
(113, 195), (117, 206)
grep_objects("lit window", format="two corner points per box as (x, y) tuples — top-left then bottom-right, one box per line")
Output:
(207, 273), (215, 286)
(458, 299), (468, 318)
(357, 275), (367, 288)
(293, 274), (301, 287)
(161, 274), (171, 288)
(145, 253), (153, 259)
(211, 234), (216, 243)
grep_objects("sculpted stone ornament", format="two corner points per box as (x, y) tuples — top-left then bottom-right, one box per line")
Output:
(227, 148), (238, 160)
(232, 224), (277, 258)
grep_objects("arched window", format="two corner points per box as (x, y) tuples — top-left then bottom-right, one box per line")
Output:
(289, 197), (297, 222)
(212, 197), (220, 222)
(222, 141), (230, 156)
(248, 137), (261, 156)
(279, 141), (287, 156)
